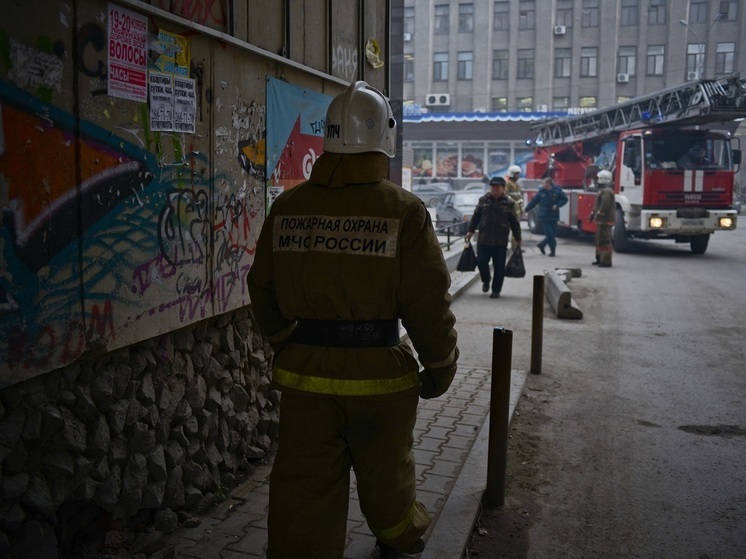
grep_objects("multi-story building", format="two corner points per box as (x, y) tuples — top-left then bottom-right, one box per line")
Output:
(401, 0), (746, 185)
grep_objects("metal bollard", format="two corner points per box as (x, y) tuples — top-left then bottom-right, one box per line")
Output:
(485, 327), (512, 507)
(530, 274), (544, 375)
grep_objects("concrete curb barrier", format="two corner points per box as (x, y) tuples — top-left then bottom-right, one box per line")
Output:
(545, 269), (583, 319)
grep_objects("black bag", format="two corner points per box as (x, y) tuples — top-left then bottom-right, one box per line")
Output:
(456, 242), (477, 272)
(505, 247), (526, 278)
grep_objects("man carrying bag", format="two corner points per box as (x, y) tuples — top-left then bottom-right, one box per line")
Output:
(466, 177), (522, 298)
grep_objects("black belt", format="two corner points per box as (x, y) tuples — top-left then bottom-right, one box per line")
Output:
(294, 319), (400, 348)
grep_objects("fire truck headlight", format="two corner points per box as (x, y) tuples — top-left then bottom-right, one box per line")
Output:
(649, 216), (666, 229)
(719, 216), (735, 229)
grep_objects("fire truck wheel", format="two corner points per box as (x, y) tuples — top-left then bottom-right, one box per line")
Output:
(527, 209), (544, 234)
(613, 208), (629, 253)
(690, 234), (710, 254)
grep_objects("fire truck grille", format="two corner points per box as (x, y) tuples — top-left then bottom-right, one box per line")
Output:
(660, 192), (728, 205)
(676, 207), (709, 218)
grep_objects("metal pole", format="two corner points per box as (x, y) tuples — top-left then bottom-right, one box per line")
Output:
(530, 274), (544, 374)
(485, 327), (512, 507)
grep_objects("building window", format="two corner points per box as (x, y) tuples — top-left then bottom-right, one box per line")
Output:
(646, 45), (665, 75)
(517, 49), (534, 78)
(579, 96), (597, 110)
(690, 0), (708, 23)
(556, 0), (573, 26)
(404, 57), (414, 82)
(686, 43), (705, 75)
(493, 1), (509, 30)
(462, 143), (486, 178)
(555, 48), (571, 77)
(580, 47), (598, 77)
(553, 96), (570, 110)
(519, 1), (535, 30)
(435, 144), (459, 178)
(719, 0), (738, 20)
(492, 97), (508, 112)
(648, 0), (667, 24)
(404, 7), (415, 36)
(493, 49), (509, 80)
(616, 96), (631, 103)
(517, 97), (534, 112)
(434, 4), (450, 34)
(459, 3), (474, 32)
(620, 0), (639, 26)
(433, 52), (449, 81)
(715, 42), (735, 74)
(582, 0), (599, 27)
(458, 52), (473, 80)
(618, 46), (637, 75)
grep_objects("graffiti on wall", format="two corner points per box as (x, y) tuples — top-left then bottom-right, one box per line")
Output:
(332, 43), (358, 83)
(0, 30), (264, 385)
(150, 0), (228, 32)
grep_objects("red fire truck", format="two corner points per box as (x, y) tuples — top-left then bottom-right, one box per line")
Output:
(525, 74), (746, 254)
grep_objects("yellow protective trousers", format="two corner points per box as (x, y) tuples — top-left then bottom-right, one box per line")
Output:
(266, 390), (430, 559)
(595, 223), (613, 265)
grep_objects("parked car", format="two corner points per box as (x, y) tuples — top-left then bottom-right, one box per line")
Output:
(435, 191), (482, 234)
(462, 181), (488, 192)
(412, 182), (453, 207)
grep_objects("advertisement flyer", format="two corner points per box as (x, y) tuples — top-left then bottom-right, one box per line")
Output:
(173, 77), (197, 133)
(148, 71), (174, 131)
(107, 3), (148, 103)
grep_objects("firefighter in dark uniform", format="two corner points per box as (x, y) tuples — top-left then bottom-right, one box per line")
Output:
(247, 81), (459, 559)
(590, 169), (615, 267)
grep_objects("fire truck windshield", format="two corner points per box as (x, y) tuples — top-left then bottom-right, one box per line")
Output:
(645, 137), (730, 171)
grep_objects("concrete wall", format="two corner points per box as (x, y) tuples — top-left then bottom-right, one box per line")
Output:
(0, 0), (393, 556)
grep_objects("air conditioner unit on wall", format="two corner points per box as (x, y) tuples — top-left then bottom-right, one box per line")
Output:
(426, 93), (450, 106)
(687, 71), (701, 80)
(553, 25), (567, 35)
(617, 73), (630, 83)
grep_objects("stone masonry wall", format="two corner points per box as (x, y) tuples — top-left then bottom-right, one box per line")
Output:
(0, 307), (278, 557)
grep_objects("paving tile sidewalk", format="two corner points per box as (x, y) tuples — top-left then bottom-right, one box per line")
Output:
(165, 265), (528, 559)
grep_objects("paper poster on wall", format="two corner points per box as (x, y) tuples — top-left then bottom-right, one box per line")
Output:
(107, 3), (148, 103)
(154, 30), (190, 77)
(266, 76), (333, 195)
(173, 76), (196, 133)
(148, 71), (174, 131)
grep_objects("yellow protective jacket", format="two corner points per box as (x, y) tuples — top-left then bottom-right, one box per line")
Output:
(592, 186), (615, 224)
(505, 177), (523, 218)
(247, 152), (458, 398)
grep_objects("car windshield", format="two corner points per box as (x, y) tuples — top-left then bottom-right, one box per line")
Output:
(646, 137), (730, 170)
(453, 193), (481, 207)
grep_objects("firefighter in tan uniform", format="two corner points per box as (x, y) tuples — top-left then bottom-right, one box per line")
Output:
(590, 169), (615, 267)
(505, 164), (524, 248)
(247, 81), (459, 559)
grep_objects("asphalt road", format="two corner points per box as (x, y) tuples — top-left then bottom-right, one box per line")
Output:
(464, 223), (746, 559)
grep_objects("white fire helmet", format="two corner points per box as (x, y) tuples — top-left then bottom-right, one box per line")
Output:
(598, 170), (613, 184)
(324, 81), (397, 158)
(508, 164), (521, 177)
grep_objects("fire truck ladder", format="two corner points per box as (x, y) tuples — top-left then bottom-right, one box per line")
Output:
(530, 73), (746, 147)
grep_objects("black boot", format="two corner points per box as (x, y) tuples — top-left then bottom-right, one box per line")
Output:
(376, 538), (425, 558)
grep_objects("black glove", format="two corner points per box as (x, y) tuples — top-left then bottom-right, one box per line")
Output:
(418, 348), (459, 399)
(419, 370), (439, 400)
